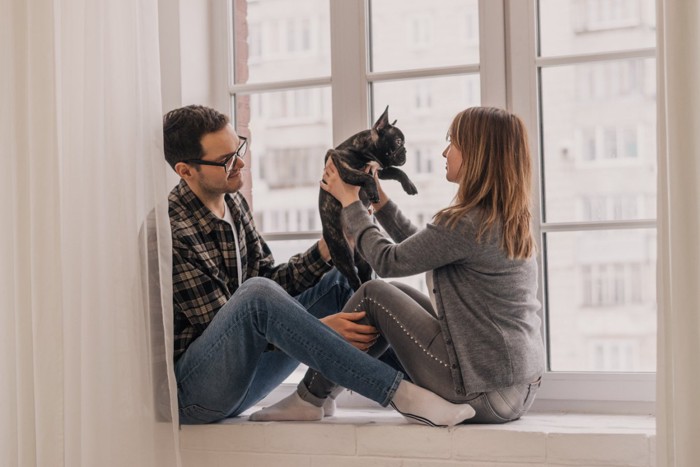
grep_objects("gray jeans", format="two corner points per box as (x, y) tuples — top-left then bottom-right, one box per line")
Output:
(299, 279), (540, 424)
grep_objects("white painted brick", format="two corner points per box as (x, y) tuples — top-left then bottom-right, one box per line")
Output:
(451, 427), (546, 463)
(183, 450), (312, 467)
(181, 449), (224, 467)
(264, 422), (357, 455)
(357, 425), (451, 459)
(547, 432), (651, 466)
(230, 453), (311, 467)
(403, 460), (546, 467)
(180, 423), (266, 452)
(311, 455), (402, 467)
(182, 449), (312, 467)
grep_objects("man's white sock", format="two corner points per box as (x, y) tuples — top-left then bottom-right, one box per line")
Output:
(248, 392), (323, 422)
(322, 396), (336, 417)
(323, 387), (344, 417)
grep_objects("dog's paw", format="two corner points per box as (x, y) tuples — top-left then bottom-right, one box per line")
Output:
(366, 189), (380, 203)
(402, 181), (418, 195)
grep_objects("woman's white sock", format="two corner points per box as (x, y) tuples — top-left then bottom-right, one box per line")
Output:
(390, 380), (475, 427)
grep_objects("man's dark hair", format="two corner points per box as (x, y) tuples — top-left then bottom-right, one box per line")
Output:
(163, 105), (230, 169)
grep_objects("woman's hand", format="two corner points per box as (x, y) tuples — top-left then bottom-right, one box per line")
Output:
(320, 159), (361, 207)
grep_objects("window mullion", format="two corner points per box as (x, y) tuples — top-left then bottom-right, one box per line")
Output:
(329, 0), (369, 144)
(478, 0), (507, 108)
(506, 0), (547, 367)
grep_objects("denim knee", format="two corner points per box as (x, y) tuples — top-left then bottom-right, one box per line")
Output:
(223, 277), (291, 324)
(356, 279), (395, 299)
(238, 276), (281, 295)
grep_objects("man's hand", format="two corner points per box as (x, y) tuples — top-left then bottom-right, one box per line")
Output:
(321, 311), (379, 351)
(318, 237), (331, 263)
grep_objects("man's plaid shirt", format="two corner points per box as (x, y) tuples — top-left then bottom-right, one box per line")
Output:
(169, 180), (331, 360)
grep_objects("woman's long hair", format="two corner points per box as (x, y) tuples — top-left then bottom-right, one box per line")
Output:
(434, 107), (535, 260)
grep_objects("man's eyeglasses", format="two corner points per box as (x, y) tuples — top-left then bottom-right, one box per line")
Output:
(184, 136), (248, 174)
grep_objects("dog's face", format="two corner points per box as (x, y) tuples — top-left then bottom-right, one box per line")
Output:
(342, 106), (406, 169)
(369, 106), (406, 168)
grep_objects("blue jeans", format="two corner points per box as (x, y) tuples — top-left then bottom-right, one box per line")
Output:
(175, 270), (403, 424)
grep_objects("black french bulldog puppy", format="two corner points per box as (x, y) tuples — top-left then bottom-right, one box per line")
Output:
(319, 106), (417, 291)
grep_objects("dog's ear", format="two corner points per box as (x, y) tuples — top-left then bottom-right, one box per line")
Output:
(372, 106), (390, 135)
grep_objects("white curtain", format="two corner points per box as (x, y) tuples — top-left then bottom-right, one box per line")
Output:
(656, 1), (700, 466)
(0, 0), (180, 466)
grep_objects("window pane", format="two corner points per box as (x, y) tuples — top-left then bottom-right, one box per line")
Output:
(233, 0), (331, 84)
(240, 87), (332, 233)
(538, 0), (656, 57)
(540, 59), (657, 223)
(546, 229), (657, 372)
(372, 75), (480, 227)
(369, 0), (479, 72)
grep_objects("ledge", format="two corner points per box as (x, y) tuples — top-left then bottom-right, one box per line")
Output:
(180, 408), (656, 467)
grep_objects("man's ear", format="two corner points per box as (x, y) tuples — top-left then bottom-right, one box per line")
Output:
(174, 161), (193, 179)
(372, 106), (390, 134)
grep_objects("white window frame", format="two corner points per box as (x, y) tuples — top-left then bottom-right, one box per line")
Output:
(508, 0), (656, 414)
(218, 0), (657, 415)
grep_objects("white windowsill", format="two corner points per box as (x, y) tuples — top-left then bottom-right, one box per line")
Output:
(180, 408), (656, 467)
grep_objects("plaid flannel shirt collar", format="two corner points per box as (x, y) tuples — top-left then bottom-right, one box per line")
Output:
(173, 179), (240, 234)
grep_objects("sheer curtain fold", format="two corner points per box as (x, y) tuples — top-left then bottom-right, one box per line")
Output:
(2, 0), (180, 466)
(656, 1), (700, 466)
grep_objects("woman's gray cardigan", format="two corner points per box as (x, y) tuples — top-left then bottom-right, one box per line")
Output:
(343, 200), (545, 395)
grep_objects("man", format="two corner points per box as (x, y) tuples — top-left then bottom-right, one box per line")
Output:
(164, 105), (378, 423)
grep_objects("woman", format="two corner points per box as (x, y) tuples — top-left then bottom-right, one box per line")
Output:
(251, 106), (544, 424)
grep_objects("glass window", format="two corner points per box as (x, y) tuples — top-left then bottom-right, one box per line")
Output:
(233, 0), (331, 84)
(237, 87), (331, 234)
(540, 59), (656, 223)
(537, 0), (657, 374)
(228, 0), (659, 402)
(546, 229), (656, 372)
(538, 0), (656, 57)
(369, 0), (479, 72)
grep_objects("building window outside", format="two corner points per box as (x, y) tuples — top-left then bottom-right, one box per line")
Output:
(413, 146), (435, 175)
(407, 15), (433, 49)
(590, 340), (639, 371)
(576, 126), (641, 163)
(581, 262), (644, 307)
(462, 12), (478, 45)
(574, 0), (643, 32)
(580, 194), (642, 221)
(577, 59), (647, 101)
(412, 82), (432, 113)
